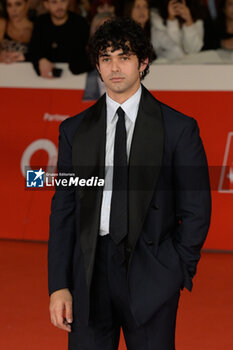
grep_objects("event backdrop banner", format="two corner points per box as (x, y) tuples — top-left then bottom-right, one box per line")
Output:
(1, 86), (233, 250)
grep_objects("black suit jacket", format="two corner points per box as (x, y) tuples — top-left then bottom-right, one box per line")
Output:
(48, 85), (211, 326)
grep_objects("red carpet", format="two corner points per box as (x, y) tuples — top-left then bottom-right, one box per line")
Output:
(0, 240), (232, 350)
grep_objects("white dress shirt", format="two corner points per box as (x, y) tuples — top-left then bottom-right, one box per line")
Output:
(99, 84), (142, 236)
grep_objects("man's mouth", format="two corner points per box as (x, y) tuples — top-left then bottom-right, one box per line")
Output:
(110, 77), (124, 82)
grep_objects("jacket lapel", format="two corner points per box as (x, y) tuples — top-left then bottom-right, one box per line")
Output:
(72, 94), (106, 289)
(127, 85), (164, 256)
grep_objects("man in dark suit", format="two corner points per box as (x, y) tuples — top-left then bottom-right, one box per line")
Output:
(48, 17), (211, 350)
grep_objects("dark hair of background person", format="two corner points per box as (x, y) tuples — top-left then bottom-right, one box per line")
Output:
(0, 0), (6, 17)
(158, 0), (204, 22)
(124, 0), (151, 39)
(91, 0), (116, 18)
(68, 0), (92, 23)
(3, 0), (30, 20)
(90, 11), (115, 36)
(216, 0), (233, 37)
(88, 17), (156, 80)
(149, 0), (162, 8)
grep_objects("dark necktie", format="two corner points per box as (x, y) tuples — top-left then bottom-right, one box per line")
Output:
(109, 107), (128, 244)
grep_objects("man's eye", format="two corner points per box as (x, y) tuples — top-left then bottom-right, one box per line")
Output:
(121, 56), (129, 60)
(102, 58), (110, 62)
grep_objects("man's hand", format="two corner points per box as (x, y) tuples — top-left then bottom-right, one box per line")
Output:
(39, 58), (54, 78)
(49, 288), (73, 332)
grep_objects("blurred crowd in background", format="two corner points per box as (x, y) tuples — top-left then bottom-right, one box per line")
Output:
(0, 0), (233, 79)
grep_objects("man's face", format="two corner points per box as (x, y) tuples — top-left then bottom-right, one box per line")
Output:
(44, 0), (69, 20)
(96, 47), (148, 99)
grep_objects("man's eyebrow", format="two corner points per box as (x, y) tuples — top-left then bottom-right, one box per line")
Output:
(119, 52), (135, 57)
(99, 51), (133, 57)
(99, 53), (110, 57)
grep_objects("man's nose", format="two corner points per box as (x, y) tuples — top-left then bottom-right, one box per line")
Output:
(111, 60), (120, 72)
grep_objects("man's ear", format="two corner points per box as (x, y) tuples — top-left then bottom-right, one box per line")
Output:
(96, 63), (104, 81)
(96, 63), (100, 74)
(139, 57), (149, 74)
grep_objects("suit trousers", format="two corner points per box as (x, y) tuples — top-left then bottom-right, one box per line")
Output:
(68, 234), (180, 350)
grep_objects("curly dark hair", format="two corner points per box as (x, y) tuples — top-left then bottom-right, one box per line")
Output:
(88, 17), (155, 80)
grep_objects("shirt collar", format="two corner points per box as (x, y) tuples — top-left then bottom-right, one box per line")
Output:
(106, 85), (142, 124)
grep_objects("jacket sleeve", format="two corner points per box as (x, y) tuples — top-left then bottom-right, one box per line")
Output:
(182, 20), (204, 54)
(173, 118), (212, 291)
(166, 19), (182, 46)
(48, 122), (76, 295)
(151, 27), (185, 60)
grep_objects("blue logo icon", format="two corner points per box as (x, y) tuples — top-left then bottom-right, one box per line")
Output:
(26, 168), (45, 188)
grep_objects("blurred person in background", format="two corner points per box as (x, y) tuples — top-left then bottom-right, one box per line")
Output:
(29, 0), (91, 78)
(0, 0), (33, 62)
(77, 0), (91, 18)
(90, 10), (114, 36)
(27, 0), (47, 20)
(68, 0), (92, 23)
(124, 0), (151, 39)
(215, 0), (233, 49)
(199, 0), (221, 50)
(0, 0), (6, 16)
(200, 0), (220, 20)
(91, 0), (115, 18)
(78, 0), (91, 17)
(151, 0), (204, 60)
